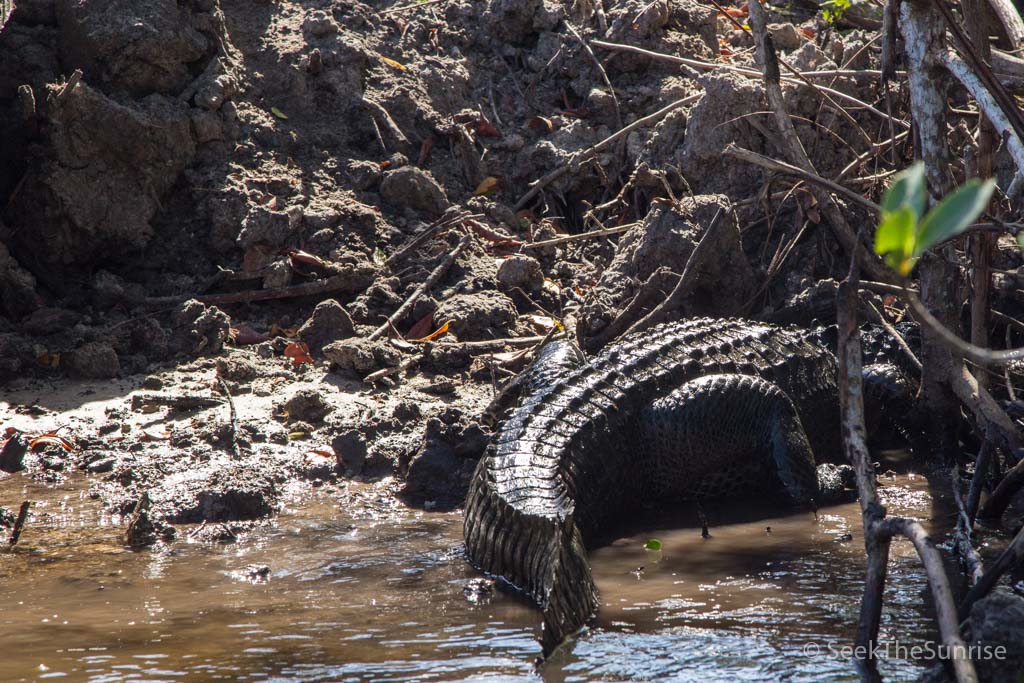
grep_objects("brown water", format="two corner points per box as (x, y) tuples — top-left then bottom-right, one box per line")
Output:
(0, 470), (957, 682)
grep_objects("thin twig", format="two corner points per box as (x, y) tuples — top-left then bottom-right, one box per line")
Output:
(217, 378), (241, 459)
(380, 0), (447, 15)
(590, 39), (910, 130)
(724, 144), (882, 215)
(368, 232), (472, 341)
(513, 95), (701, 210)
(746, 0), (895, 284)
(521, 222), (639, 249)
(564, 22), (621, 129)
(951, 464), (985, 586)
(363, 97), (410, 145)
(958, 523), (1024, 618)
(621, 210), (725, 338)
(385, 211), (478, 268)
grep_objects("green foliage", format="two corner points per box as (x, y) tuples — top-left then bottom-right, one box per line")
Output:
(873, 162), (995, 276)
(821, 0), (852, 25)
(644, 538), (662, 551)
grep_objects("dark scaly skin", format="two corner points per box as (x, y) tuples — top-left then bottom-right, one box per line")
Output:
(463, 318), (857, 656)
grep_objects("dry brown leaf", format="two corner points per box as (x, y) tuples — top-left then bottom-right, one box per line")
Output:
(284, 341), (314, 367)
(380, 55), (406, 71)
(472, 176), (499, 197)
(406, 311), (435, 340)
(412, 320), (452, 343)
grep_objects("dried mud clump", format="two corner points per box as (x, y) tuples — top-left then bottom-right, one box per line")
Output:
(580, 194), (756, 342)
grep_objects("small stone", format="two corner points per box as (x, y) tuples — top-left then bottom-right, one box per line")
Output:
(282, 388), (333, 423)
(20, 307), (81, 336)
(496, 254), (544, 292)
(298, 300), (355, 353)
(769, 23), (802, 51)
(67, 341), (120, 379)
(332, 430), (368, 474)
(323, 337), (400, 377)
(142, 375), (164, 390)
(380, 167), (449, 217)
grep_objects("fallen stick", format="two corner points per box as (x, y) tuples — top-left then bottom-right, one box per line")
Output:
(514, 95), (701, 210)
(590, 39), (910, 130)
(746, 0), (895, 285)
(951, 464), (985, 586)
(621, 210), (726, 338)
(380, 0), (447, 14)
(958, 523), (1024, 618)
(131, 394), (225, 412)
(724, 144), (882, 215)
(586, 266), (678, 350)
(363, 97), (409, 145)
(385, 211), (478, 268)
(217, 378), (241, 459)
(565, 22), (622, 129)
(368, 232), (472, 341)
(8, 501), (30, 545)
(143, 272), (375, 308)
(520, 222), (638, 249)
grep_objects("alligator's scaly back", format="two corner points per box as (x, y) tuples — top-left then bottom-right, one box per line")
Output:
(464, 318), (841, 655)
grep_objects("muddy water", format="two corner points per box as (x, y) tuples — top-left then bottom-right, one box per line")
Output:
(0, 470), (955, 682)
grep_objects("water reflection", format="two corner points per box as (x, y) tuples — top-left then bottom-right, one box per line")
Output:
(0, 473), (954, 682)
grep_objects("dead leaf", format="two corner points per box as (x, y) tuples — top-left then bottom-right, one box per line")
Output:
(284, 341), (314, 367)
(288, 249), (327, 268)
(476, 115), (501, 138)
(798, 27), (816, 39)
(524, 314), (557, 332)
(372, 246), (387, 265)
(37, 352), (60, 369)
(527, 116), (553, 133)
(29, 433), (75, 451)
(140, 428), (171, 442)
(542, 278), (562, 297)
(412, 320), (452, 343)
(289, 431), (308, 440)
(473, 176), (499, 197)
(230, 324), (271, 346)
(307, 449), (334, 458)
(406, 311), (435, 340)
(380, 55), (407, 71)
(270, 323), (300, 339)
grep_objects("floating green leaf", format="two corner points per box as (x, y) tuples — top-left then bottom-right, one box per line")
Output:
(644, 538), (662, 551)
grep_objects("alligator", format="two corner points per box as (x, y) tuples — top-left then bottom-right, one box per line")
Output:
(463, 317), (916, 657)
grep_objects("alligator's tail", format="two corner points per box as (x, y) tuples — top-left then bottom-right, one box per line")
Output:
(464, 459), (598, 657)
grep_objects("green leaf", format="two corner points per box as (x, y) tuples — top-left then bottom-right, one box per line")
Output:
(874, 206), (917, 274)
(644, 538), (662, 551)
(881, 162), (927, 220)
(915, 178), (995, 254)
(271, 106), (289, 121)
(372, 246), (387, 265)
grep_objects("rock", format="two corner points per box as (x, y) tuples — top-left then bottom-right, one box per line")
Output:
(173, 299), (231, 355)
(237, 205), (299, 249)
(54, 0), (209, 96)
(965, 588), (1024, 683)
(379, 166), (449, 217)
(496, 254), (544, 292)
(323, 337), (400, 377)
(0, 434), (28, 473)
(402, 416), (488, 507)
(0, 241), (39, 320)
(6, 82), (196, 272)
(261, 260), (293, 289)
(434, 290), (517, 341)
(20, 307), (79, 335)
(66, 341), (120, 379)
(0, 506), (15, 528)
(281, 388), (333, 423)
(769, 23), (803, 51)
(215, 356), (258, 384)
(298, 299), (354, 353)
(332, 429), (368, 474)
(190, 108), (224, 143)
(579, 195), (757, 341)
